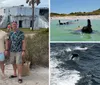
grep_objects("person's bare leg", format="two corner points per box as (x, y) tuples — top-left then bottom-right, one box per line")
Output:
(17, 64), (22, 79)
(0, 62), (5, 74)
(13, 64), (17, 76)
(0, 61), (5, 79)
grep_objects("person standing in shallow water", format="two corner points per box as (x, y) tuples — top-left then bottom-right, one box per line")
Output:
(7, 21), (26, 83)
(81, 19), (93, 33)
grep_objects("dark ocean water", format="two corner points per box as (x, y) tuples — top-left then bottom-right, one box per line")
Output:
(50, 43), (100, 85)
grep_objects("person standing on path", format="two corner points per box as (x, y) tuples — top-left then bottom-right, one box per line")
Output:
(0, 30), (9, 79)
(8, 21), (26, 83)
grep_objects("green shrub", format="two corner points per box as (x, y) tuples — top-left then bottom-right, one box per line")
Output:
(25, 29), (49, 67)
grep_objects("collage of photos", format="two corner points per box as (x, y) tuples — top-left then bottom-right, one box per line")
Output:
(50, 0), (100, 85)
(0, 0), (100, 85)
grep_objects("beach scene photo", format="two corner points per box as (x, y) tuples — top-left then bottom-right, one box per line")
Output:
(50, 0), (100, 41)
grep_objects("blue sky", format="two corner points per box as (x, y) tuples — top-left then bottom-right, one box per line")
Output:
(0, 0), (49, 7)
(51, 0), (100, 13)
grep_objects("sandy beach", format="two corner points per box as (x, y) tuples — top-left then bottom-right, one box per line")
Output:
(51, 15), (100, 20)
(0, 64), (49, 85)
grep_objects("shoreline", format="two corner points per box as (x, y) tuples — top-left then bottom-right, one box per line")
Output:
(51, 15), (100, 20)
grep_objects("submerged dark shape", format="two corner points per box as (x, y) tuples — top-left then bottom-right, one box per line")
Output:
(58, 20), (72, 25)
(81, 19), (93, 33)
(74, 19), (79, 22)
(71, 53), (79, 60)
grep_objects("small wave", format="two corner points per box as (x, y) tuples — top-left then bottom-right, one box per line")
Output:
(57, 70), (81, 85)
(64, 46), (88, 53)
(51, 68), (81, 85)
(51, 52), (58, 56)
(51, 57), (81, 85)
(65, 47), (72, 52)
(74, 46), (88, 51)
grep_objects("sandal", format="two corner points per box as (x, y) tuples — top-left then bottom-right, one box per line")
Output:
(9, 75), (17, 78)
(18, 79), (23, 83)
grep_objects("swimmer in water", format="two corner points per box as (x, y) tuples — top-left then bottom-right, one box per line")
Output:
(81, 19), (92, 33)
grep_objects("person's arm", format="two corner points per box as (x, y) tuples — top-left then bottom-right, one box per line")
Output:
(22, 39), (26, 52)
(22, 39), (26, 63)
(5, 39), (9, 51)
(4, 33), (10, 56)
(22, 39), (26, 59)
(21, 32), (26, 57)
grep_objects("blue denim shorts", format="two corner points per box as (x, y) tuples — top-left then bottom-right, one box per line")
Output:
(0, 53), (5, 61)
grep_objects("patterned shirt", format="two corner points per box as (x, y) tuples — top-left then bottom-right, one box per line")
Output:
(9, 30), (24, 52)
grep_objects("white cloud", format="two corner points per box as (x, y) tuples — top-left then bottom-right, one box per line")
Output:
(0, 0), (49, 7)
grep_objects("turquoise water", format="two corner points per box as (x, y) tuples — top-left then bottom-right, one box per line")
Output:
(50, 19), (100, 41)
